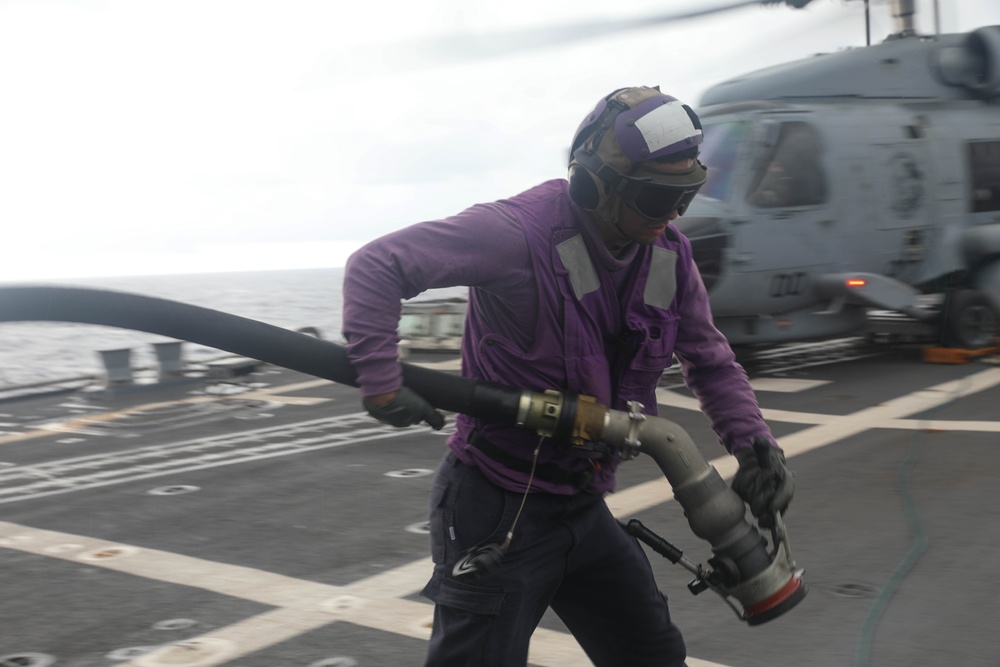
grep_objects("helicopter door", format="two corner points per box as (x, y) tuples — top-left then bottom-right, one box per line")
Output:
(745, 121), (828, 211)
(703, 118), (836, 324)
(735, 119), (834, 276)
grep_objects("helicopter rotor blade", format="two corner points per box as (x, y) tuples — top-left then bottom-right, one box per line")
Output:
(383, 0), (811, 65)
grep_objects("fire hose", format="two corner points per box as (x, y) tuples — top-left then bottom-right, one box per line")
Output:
(0, 285), (806, 624)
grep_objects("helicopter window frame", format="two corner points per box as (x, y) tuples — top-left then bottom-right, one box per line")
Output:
(746, 120), (828, 209)
(697, 120), (750, 203)
(968, 140), (1000, 213)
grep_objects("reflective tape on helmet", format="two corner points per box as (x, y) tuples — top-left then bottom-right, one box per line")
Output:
(616, 97), (703, 161)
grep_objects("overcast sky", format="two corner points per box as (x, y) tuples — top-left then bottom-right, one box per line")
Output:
(1, 0), (996, 281)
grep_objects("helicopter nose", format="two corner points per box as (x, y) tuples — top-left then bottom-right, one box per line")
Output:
(672, 216), (727, 292)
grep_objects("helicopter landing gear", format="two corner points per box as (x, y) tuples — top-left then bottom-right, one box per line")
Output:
(942, 289), (1000, 349)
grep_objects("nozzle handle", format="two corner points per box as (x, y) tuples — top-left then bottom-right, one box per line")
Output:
(623, 519), (685, 564)
(751, 438), (795, 566)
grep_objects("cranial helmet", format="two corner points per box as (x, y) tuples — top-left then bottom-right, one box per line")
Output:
(568, 86), (707, 220)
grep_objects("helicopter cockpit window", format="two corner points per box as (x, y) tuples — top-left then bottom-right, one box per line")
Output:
(746, 121), (827, 208)
(698, 121), (749, 202)
(968, 141), (1000, 213)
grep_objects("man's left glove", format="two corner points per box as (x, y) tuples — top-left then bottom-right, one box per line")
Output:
(731, 438), (795, 528)
(363, 386), (446, 430)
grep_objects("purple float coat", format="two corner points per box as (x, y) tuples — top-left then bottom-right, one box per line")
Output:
(342, 179), (772, 495)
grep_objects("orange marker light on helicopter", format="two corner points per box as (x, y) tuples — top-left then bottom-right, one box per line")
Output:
(846, 278), (867, 287)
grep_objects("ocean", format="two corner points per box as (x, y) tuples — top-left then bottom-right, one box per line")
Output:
(0, 268), (465, 389)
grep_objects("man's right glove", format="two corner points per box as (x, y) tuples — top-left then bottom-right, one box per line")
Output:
(731, 438), (795, 529)
(363, 386), (446, 430)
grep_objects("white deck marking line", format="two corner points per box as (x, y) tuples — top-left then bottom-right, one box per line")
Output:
(777, 367), (1000, 461)
(243, 394), (331, 406)
(243, 378), (333, 394)
(0, 379), (335, 446)
(4, 368), (1000, 666)
(341, 555), (435, 599)
(408, 357), (464, 371)
(0, 431), (405, 504)
(659, 390), (837, 425)
(334, 556), (728, 666)
(0, 396), (217, 445)
(748, 378), (830, 393)
(237, 379), (334, 405)
(132, 608), (334, 667)
(658, 367), (1000, 429)
(0, 413), (409, 504)
(613, 367), (1000, 519)
(0, 521), (598, 666)
(0, 519), (726, 665)
(891, 419), (1000, 432)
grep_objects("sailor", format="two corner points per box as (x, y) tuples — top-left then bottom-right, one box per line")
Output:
(342, 86), (795, 667)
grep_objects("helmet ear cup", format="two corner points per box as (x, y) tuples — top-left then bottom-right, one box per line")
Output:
(568, 163), (601, 210)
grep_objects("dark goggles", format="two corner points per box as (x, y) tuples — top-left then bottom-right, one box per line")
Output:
(573, 149), (706, 221)
(616, 177), (703, 221)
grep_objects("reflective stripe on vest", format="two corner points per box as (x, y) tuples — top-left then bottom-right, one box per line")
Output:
(555, 234), (600, 300)
(645, 246), (678, 311)
(557, 233), (678, 312)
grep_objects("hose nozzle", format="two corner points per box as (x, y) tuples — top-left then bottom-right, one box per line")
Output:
(514, 389), (807, 624)
(607, 404), (806, 624)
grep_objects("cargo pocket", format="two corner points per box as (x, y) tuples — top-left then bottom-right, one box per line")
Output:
(621, 316), (680, 401)
(422, 573), (506, 662)
(630, 317), (679, 374)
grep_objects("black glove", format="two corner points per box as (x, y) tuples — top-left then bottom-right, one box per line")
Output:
(363, 386), (445, 430)
(731, 439), (795, 529)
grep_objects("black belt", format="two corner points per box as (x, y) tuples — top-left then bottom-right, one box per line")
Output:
(468, 431), (598, 490)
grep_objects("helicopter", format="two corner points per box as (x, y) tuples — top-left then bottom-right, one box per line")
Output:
(672, 0), (1000, 349)
(396, 0), (1000, 349)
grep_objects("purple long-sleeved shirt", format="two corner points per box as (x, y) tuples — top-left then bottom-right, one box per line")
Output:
(342, 180), (772, 493)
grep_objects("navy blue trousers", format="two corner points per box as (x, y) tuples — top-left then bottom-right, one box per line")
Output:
(421, 453), (687, 667)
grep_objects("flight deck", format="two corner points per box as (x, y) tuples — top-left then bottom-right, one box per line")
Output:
(1, 342), (998, 666)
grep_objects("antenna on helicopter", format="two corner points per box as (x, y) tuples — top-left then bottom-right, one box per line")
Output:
(865, 0), (871, 45)
(889, 0), (917, 38)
